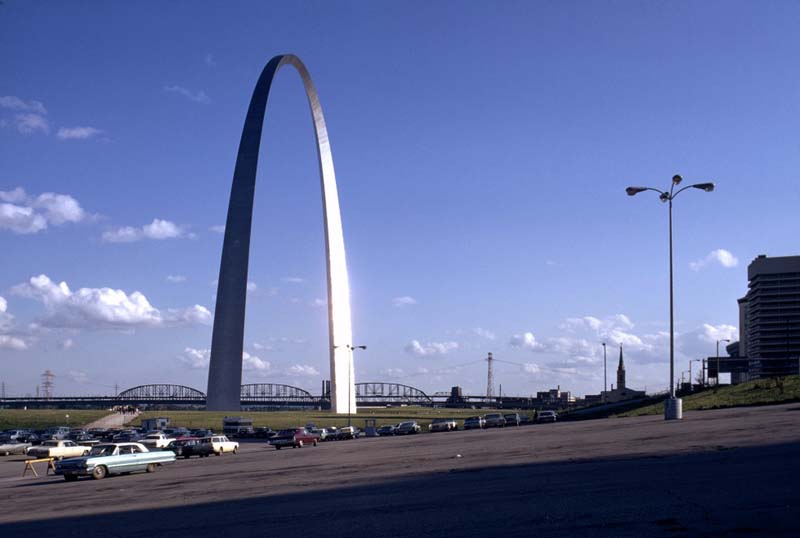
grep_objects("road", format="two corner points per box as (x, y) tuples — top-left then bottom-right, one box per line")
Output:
(1, 403), (799, 537)
(81, 411), (139, 430)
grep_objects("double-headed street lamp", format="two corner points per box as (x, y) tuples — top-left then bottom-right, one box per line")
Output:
(335, 344), (367, 426)
(626, 175), (715, 420)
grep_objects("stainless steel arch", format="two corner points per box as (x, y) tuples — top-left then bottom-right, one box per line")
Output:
(207, 54), (354, 413)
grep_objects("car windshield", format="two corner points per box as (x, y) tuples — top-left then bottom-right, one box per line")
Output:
(399, 422), (414, 427)
(89, 445), (116, 456)
(486, 414), (501, 419)
(43, 440), (59, 446)
(277, 430), (296, 436)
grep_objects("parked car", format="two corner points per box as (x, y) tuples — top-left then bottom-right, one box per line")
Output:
(26, 439), (90, 460)
(537, 410), (558, 423)
(44, 426), (71, 440)
(0, 441), (31, 456)
(140, 433), (176, 449)
(165, 438), (214, 458)
(503, 413), (521, 427)
(336, 426), (360, 440)
(252, 427), (275, 439)
(484, 413), (507, 428)
(396, 421), (421, 435)
(519, 414), (532, 425)
(464, 416), (486, 430)
(270, 428), (319, 449)
(54, 442), (176, 481)
(428, 418), (458, 432)
(321, 427), (338, 441)
(190, 428), (214, 438)
(202, 435), (239, 455)
(377, 424), (397, 436)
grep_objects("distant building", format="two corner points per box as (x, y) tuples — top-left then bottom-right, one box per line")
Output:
(536, 386), (575, 405)
(737, 255), (800, 378)
(598, 345), (645, 403)
(141, 417), (170, 431)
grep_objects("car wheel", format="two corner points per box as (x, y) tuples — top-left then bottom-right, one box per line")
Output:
(275, 445), (281, 450)
(146, 463), (156, 473)
(313, 440), (318, 446)
(297, 440), (304, 448)
(215, 451), (220, 456)
(64, 474), (78, 482)
(233, 447), (238, 454)
(83, 450), (89, 456)
(92, 466), (107, 480)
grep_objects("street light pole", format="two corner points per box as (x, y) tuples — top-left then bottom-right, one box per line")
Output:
(716, 338), (730, 387)
(626, 175), (715, 421)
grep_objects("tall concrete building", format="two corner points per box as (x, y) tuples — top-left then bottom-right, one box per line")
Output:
(738, 255), (800, 378)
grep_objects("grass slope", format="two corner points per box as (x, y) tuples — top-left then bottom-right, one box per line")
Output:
(618, 375), (800, 417)
(0, 409), (111, 430)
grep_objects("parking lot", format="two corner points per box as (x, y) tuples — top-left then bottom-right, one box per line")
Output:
(1, 403), (799, 537)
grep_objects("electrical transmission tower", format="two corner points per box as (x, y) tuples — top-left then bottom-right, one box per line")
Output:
(486, 352), (494, 400)
(41, 370), (55, 399)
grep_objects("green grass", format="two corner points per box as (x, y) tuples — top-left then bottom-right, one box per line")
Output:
(137, 407), (525, 431)
(0, 409), (112, 430)
(617, 375), (800, 417)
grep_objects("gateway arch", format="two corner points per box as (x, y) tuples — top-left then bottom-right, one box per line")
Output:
(207, 54), (355, 413)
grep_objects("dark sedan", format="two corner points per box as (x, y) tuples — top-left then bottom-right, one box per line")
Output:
(166, 438), (214, 458)
(377, 425), (396, 436)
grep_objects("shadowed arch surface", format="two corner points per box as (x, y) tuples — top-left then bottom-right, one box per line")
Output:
(207, 54), (354, 413)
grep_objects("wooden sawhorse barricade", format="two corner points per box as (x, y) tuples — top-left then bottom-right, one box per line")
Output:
(22, 457), (56, 477)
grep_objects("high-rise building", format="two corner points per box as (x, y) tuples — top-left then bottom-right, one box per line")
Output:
(739, 255), (800, 378)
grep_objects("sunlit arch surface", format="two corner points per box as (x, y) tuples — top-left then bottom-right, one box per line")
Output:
(206, 54), (354, 413)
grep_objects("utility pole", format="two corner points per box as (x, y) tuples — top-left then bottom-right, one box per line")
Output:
(602, 342), (608, 402)
(486, 352), (494, 401)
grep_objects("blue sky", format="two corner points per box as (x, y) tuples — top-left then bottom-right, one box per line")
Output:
(1, 1), (799, 398)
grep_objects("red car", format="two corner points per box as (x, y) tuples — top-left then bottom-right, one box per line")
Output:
(270, 428), (319, 449)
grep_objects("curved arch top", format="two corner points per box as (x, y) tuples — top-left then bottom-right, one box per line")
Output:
(207, 54), (354, 412)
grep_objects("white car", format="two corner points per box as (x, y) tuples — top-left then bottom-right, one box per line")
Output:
(203, 435), (238, 455)
(26, 440), (89, 460)
(139, 433), (176, 449)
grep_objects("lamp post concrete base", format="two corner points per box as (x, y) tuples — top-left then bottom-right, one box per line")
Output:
(665, 397), (683, 420)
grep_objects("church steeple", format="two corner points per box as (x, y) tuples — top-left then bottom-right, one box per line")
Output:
(616, 344), (626, 390)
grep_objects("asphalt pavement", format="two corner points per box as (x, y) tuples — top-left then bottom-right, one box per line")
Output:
(1, 403), (798, 537)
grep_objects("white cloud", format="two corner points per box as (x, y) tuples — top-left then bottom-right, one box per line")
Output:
(242, 351), (270, 371)
(281, 277), (305, 284)
(698, 323), (738, 344)
(68, 370), (89, 384)
(689, 249), (739, 271)
(246, 281), (258, 293)
(252, 342), (273, 351)
(509, 332), (545, 350)
(404, 339), (459, 356)
(12, 274), (211, 330)
(392, 296), (417, 307)
(473, 327), (496, 340)
(166, 275), (186, 283)
(0, 95), (47, 114)
(523, 363), (541, 374)
(60, 338), (75, 349)
(210, 225), (225, 233)
(102, 218), (189, 242)
(178, 348), (270, 372)
(0, 296), (6, 313)
(285, 364), (320, 377)
(311, 298), (326, 308)
(57, 126), (103, 140)
(14, 113), (49, 134)
(164, 85), (211, 104)
(381, 367), (405, 379)
(0, 335), (27, 350)
(0, 188), (86, 234)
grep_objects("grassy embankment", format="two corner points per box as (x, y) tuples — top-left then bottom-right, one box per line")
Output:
(0, 409), (111, 430)
(617, 375), (800, 417)
(136, 407), (516, 431)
